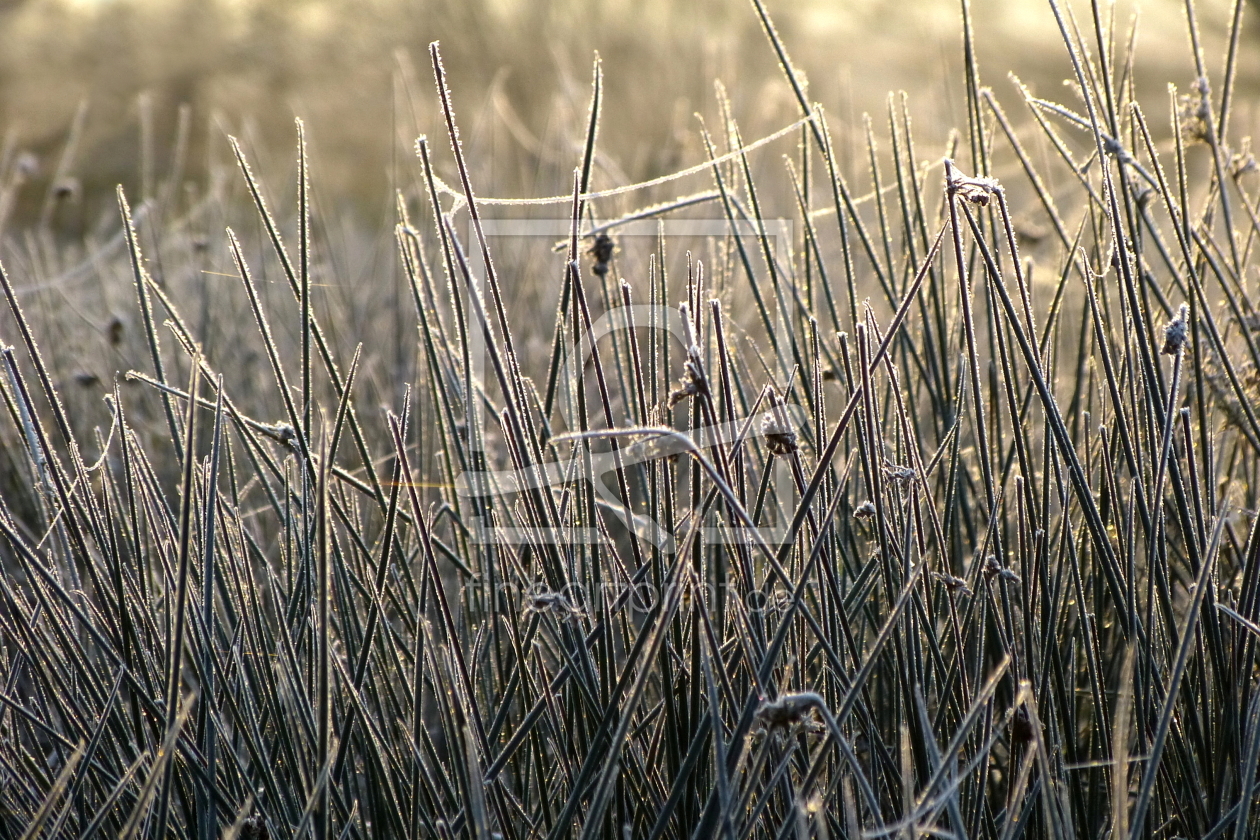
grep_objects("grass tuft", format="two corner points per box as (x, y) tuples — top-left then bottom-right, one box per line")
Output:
(2, 2), (1260, 838)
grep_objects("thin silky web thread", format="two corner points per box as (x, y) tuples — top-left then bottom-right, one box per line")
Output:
(423, 112), (820, 211)
(420, 108), (927, 242)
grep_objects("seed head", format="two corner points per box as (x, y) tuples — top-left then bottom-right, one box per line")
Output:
(669, 352), (709, 407)
(1162, 303), (1189, 355)
(588, 233), (615, 276)
(756, 693), (817, 729)
(934, 571), (973, 597)
(240, 816), (269, 840)
(983, 555), (1020, 584)
(1230, 138), (1256, 178)
(1010, 705), (1035, 745)
(263, 422), (298, 450)
(1177, 77), (1212, 143)
(760, 412), (798, 456)
(947, 167), (1000, 205)
(106, 315), (126, 346)
(882, 461), (915, 488)
(53, 177), (80, 202)
(524, 589), (585, 620)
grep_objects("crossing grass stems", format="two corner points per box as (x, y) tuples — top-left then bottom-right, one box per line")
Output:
(1, 0), (1260, 838)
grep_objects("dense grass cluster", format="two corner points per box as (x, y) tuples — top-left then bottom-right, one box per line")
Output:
(2, 0), (1260, 838)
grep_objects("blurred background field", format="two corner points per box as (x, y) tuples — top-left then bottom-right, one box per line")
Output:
(0, 0), (1256, 231)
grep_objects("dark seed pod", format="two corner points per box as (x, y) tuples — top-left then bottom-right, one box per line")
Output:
(588, 233), (615, 276)
(1162, 303), (1189, 355)
(106, 315), (126, 346)
(53, 177), (80, 202)
(1011, 706), (1034, 745)
(853, 731), (870, 761)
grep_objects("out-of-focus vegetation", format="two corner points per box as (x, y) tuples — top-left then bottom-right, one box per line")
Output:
(0, 0), (1254, 231)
